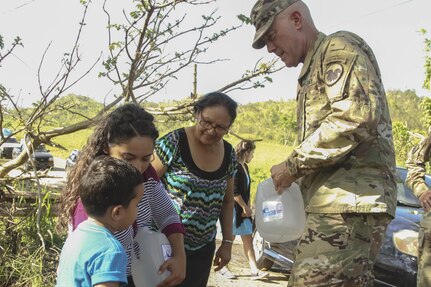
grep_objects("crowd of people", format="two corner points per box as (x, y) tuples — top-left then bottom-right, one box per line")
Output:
(55, 0), (429, 286)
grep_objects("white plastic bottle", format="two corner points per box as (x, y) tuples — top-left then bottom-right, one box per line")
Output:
(131, 227), (172, 287)
(254, 178), (306, 243)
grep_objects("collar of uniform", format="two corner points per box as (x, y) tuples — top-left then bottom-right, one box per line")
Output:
(298, 32), (326, 82)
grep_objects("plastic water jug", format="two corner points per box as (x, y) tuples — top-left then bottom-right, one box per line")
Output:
(131, 227), (172, 287)
(254, 178), (306, 243)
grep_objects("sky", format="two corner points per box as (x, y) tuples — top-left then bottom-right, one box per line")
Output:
(0, 0), (430, 107)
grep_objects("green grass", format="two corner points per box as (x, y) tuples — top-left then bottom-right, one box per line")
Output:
(48, 130), (294, 206)
(48, 130), (294, 203)
(40, 128), (294, 205)
(6, 126), (294, 205)
(225, 137), (294, 204)
(48, 129), (94, 159)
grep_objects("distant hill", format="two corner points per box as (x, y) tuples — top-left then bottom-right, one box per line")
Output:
(9, 89), (424, 146)
(44, 94), (105, 126)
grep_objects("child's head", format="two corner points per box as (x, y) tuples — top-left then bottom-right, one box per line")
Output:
(79, 155), (145, 230)
(235, 140), (256, 163)
(60, 103), (158, 228)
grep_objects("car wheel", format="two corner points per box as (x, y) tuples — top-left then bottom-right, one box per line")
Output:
(253, 228), (274, 270)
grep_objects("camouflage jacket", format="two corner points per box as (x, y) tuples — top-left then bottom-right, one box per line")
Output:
(406, 134), (431, 198)
(406, 133), (431, 224)
(285, 31), (397, 216)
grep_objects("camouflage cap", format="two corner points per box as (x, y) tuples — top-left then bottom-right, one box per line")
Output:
(250, 0), (299, 49)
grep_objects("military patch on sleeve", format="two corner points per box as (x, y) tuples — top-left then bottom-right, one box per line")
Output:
(324, 63), (343, 86)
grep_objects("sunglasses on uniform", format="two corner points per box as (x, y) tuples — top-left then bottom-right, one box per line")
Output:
(198, 116), (230, 135)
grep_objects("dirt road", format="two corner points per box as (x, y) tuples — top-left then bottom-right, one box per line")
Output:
(207, 239), (289, 287)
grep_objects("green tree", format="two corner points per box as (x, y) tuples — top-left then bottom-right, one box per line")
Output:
(419, 29), (431, 128)
(420, 29), (431, 91)
(392, 121), (420, 167)
(386, 89), (425, 131)
(0, 0), (283, 178)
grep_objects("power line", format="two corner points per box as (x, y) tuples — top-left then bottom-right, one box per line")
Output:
(324, 0), (416, 30)
(361, 0), (415, 18)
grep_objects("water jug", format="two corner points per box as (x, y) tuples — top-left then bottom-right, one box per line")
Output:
(131, 227), (172, 287)
(254, 178), (306, 243)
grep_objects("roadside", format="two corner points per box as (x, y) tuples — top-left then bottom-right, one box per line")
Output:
(6, 157), (66, 189)
(209, 222), (289, 287)
(207, 238), (289, 287)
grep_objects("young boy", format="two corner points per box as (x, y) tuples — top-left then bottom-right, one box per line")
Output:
(56, 155), (145, 287)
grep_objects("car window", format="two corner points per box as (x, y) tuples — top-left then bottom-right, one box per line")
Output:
(5, 137), (18, 143)
(69, 150), (79, 162)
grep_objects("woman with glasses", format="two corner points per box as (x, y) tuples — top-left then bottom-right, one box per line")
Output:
(60, 103), (186, 287)
(153, 92), (238, 287)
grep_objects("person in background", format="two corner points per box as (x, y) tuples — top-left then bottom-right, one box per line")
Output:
(153, 92), (238, 287)
(218, 140), (269, 280)
(250, 0), (397, 285)
(56, 155), (145, 287)
(406, 133), (431, 287)
(60, 104), (186, 287)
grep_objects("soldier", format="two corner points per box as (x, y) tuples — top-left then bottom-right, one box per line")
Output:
(250, 0), (397, 286)
(406, 134), (431, 287)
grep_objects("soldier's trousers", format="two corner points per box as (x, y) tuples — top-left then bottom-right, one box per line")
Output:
(288, 213), (391, 287)
(418, 216), (431, 287)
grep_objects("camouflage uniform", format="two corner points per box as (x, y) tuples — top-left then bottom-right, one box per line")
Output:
(406, 134), (431, 287)
(251, 1), (397, 286)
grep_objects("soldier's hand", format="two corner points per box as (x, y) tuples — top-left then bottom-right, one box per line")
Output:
(270, 161), (295, 194)
(419, 190), (431, 212)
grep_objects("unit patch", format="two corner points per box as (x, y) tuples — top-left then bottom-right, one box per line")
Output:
(324, 63), (343, 86)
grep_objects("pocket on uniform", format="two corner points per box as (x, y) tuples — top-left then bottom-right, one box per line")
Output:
(302, 213), (351, 254)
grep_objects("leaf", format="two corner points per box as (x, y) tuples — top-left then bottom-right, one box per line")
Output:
(237, 14), (251, 25)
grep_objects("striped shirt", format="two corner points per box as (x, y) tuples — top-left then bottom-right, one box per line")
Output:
(155, 128), (236, 251)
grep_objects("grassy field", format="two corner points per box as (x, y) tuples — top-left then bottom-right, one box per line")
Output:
(49, 129), (94, 159)
(48, 130), (293, 202)
(225, 136), (294, 203)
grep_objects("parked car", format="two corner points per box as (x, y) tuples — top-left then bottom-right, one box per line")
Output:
(12, 143), (54, 170)
(253, 166), (423, 287)
(65, 149), (80, 176)
(0, 136), (20, 159)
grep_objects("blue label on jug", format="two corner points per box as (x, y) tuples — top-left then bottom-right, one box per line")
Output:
(262, 201), (283, 222)
(161, 244), (172, 261)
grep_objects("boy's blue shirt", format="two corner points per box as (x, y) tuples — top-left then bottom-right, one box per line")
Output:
(56, 220), (128, 287)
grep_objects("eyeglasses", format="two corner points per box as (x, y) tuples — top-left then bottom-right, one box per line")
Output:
(198, 117), (230, 135)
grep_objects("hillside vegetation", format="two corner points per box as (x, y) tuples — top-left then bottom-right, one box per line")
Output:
(3, 89), (426, 165)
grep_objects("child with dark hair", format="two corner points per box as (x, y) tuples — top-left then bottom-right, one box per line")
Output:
(60, 103), (185, 286)
(56, 155), (145, 287)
